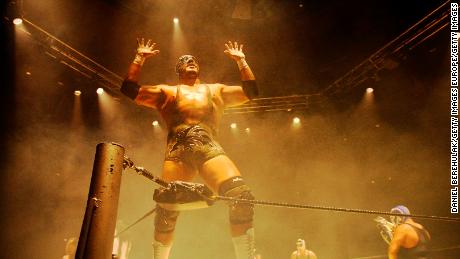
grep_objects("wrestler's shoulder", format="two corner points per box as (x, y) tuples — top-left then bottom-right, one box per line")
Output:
(395, 223), (414, 233)
(158, 85), (178, 94)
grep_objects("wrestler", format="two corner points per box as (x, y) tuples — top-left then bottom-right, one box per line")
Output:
(388, 205), (431, 259)
(290, 239), (317, 259)
(120, 38), (258, 259)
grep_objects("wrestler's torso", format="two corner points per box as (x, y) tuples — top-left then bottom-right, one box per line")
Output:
(398, 223), (430, 259)
(159, 84), (224, 132)
(291, 251), (315, 259)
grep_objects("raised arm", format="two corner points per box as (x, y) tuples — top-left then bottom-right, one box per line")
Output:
(221, 41), (258, 107)
(121, 38), (164, 109)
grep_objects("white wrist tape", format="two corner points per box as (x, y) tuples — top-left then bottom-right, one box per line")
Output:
(133, 53), (146, 66)
(236, 59), (249, 70)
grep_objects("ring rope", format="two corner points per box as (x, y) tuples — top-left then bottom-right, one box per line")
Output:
(122, 156), (460, 223)
(213, 196), (460, 223)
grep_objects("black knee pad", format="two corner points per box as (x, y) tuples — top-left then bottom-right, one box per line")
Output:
(218, 176), (255, 224)
(154, 205), (180, 233)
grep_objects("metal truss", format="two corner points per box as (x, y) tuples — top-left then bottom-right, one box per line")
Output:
(321, 0), (450, 96)
(19, 0), (450, 115)
(20, 18), (124, 96)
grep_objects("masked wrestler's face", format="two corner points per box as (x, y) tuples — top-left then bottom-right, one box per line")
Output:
(176, 55), (199, 78)
(296, 239), (305, 250)
(390, 206), (410, 225)
(390, 215), (404, 225)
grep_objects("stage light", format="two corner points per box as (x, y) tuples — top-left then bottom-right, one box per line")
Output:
(74, 90), (81, 96)
(96, 88), (104, 95)
(245, 128), (250, 133)
(230, 123), (237, 129)
(366, 87), (374, 93)
(152, 120), (159, 127)
(291, 117), (301, 130)
(13, 18), (22, 25)
(171, 15), (190, 60)
(25, 71), (31, 76)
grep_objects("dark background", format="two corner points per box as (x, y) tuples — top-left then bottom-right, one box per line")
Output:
(1, 0), (458, 258)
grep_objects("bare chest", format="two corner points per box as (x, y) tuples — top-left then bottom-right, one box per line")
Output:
(160, 84), (224, 128)
(176, 86), (211, 110)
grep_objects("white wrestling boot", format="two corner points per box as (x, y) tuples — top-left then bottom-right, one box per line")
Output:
(232, 228), (256, 259)
(152, 240), (172, 259)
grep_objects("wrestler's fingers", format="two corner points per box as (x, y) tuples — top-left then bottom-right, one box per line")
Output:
(228, 41), (234, 49)
(224, 50), (230, 55)
(224, 43), (231, 50)
(146, 39), (151, 47)
(141, 38), (145, 46)
(151, 50), (160, 55)
(234, 41), (238, 49)
(239, 44), (243, 51)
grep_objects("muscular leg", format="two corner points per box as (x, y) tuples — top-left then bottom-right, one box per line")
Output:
(199, 155), (253, 236)
(155, 160), (197, 245)
(200, 155), (256, 259)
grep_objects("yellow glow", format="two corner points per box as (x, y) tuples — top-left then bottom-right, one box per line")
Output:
(291, 117), (301, 130)
(97, 89), (118, 130)
(362, 87), (375, 105)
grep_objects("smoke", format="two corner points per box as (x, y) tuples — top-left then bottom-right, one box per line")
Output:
(3, 1), (457, 258)
(5, 44), (456, 259)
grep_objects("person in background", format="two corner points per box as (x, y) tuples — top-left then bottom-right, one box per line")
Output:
(291, 238), (317, 259)
(388, 205), (431, 259)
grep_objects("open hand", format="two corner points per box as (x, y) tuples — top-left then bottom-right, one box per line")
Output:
(224, 41), (245, 61)
(136, 38), (160, 58)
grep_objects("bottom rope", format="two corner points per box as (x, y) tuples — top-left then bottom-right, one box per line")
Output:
(213, 196), (460, 223)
